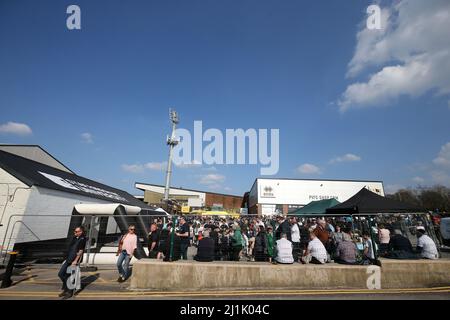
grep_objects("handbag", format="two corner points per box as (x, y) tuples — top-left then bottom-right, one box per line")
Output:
(67, 265), (81, 291)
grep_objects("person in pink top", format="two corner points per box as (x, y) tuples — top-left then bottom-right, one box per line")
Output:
(116, 225), (137, 282)
(378, 224), (391, 256)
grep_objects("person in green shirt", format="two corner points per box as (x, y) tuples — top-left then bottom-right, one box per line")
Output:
(231, 224), (243, 261)
(266, 226), (274, 262)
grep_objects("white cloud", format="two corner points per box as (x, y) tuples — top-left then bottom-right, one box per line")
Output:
(175, 160), (202, 169)
(122, 161), (167, 173)
(339, 0), (450, 111)
(199, 174), (226, 185)
(145, 162), (167, 171)
(412, 176), (425, 184)
(430, 170), (450, 186)
(433, 142), (450, 167)
(0, 122), (32, 135)
(330, 153), (361, 164)
(296, 163), (321, 175)
(121, 164), (145, 173)
(81, 133), (94, 144)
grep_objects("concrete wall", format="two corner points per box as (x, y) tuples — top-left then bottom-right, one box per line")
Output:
(130, 259), (450, 291)
(380, 259), (450, 288)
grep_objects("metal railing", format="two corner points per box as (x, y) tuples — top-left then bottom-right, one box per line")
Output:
(0, 211), (442, 267)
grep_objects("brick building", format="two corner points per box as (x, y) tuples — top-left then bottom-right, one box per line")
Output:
(135, 182), (243, 212)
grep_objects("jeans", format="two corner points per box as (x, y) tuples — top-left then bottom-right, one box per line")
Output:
(58, 261), (70, 291)
(180, 242), (189, 260)
(117, 250), (131, 278)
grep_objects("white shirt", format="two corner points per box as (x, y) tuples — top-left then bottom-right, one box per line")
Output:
(275, 238), (294, 264)
(364, 239), (375, 260)
(307, 237), (327, 263)
(291, 223), (300, 243)
(417, 235), (439, 260)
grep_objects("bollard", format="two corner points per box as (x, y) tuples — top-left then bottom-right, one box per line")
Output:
(1, 251), (18, 288)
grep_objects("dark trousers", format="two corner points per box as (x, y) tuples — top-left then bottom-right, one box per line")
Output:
(232, 246), (242, 261)
(335, 259), (357, 265)
(379, 243), (389, 255)
(254, 251), (267, 262)
(180, 242), (189, 260)
(310, 256), (324, 265)
(58, 261), (71, 291)
(292, 242), (301, 261)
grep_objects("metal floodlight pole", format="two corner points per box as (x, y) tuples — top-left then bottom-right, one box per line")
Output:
(164, 109), (179, 203)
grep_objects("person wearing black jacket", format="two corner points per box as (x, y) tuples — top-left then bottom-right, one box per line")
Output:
(385, 229), (417, 259)
(157, 223), (171, 259)
(254, 225), (268, 261)
(148, 223), (160, 259)
(210, 227), (222, 260)
(58, 226), (86, 298)
(275, 216), (292, 242)
(194, 230), (215, 262)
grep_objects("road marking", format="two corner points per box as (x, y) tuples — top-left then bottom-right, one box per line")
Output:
(1, 287), (450, 298)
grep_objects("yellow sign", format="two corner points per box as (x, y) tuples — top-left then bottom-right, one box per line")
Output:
(181, 206), (190, 213)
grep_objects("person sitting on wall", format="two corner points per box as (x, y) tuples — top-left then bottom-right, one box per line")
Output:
(362, 232), (376, 264)
(274, 233), (294, 264)
(335, 228), (357, 265)
(385, 229), (417, 260)
(301, 232), (328, 264)
(416, 226), (439, 260)
(194, 229), (215, 262)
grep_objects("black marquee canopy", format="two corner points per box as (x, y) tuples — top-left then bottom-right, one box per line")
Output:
(325, 187), (423, 215)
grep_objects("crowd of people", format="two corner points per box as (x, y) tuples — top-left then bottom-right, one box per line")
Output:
(57, 214), (441, 298)
(143, 214), (441, 266)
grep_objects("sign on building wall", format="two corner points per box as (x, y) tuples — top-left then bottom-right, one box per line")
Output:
(181, 206), (190, 213)
(260, 185), (276, 198)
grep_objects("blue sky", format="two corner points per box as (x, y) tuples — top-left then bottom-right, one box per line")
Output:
(1, 0), (449, 196)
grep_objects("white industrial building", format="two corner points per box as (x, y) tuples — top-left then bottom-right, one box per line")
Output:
(248, 178), (384, 215)
(0, 145), (160, 263)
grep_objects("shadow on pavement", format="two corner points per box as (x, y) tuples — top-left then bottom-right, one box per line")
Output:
(73, 273), (100, 296)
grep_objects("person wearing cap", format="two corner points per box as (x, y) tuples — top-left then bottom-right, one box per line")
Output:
(416, 227), (439, 260)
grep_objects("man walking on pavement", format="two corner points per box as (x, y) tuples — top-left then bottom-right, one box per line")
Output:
(58, 226), (86, 298)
